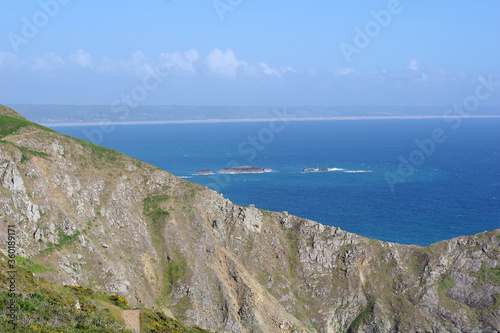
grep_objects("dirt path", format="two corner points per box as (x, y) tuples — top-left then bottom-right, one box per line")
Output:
(3, 129), (41, 141)
(122, 310), (141, 332)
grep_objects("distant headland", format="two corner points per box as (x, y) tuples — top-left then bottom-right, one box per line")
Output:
(8, 104), (497, 127)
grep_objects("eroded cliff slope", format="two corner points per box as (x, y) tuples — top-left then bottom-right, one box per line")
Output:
(0, 106), (499, 332)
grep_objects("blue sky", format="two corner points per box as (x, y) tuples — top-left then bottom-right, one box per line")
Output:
(0, 0), (499, 106)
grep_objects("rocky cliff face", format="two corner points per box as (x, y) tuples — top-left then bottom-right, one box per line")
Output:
(0, 107), (499, 332)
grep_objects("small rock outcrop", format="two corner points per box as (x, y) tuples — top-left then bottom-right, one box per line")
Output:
(0, 161), (26, 193)
(195, 169), (215, 175)
(217, 166), (272, 174)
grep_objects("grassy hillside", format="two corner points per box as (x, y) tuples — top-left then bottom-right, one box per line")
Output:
(0, 253), (212, 332)
(0, 105), (26, 120)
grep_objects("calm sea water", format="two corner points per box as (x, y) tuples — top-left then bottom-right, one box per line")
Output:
(51, 118), (500, 246)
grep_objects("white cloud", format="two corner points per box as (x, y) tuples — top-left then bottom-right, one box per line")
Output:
(129, 51), (152, 76)
(259, 62), (295, 78)
(206, 48), (245, 78)
(158, 49), (199, 73)
(95, 50), (200, 78)
(95, 51), (152, 76)
(307, 69), (320, 77)
(406, 59), (420, 71)
(0, 52), (18, 69)
(1, 49), (299, 82)
(334, 67), (354, 77)
(69, 49), (93, 68)
(30, 52), (65, 71)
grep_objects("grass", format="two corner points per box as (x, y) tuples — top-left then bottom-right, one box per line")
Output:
(347, 296), (375, 333)
(0, 115), (33, 138)
(141, 310), (212, 333)
(161, 254), (187, 299)
(29, 263), (51, 274)
(0, 256), (127, 332)
(70, 136), (122, 169)
(472, 264), (500, 286)
(0, 252), (213, 332)
(438, 274), (456, 292)
(0, 115), (53, 139)
(14, 257), (50, 274)
(142, 194), (190, 304)
(143, 195), (171, 234)
(15, 144), (50, 159)
(39, 231), (81, 255)
(144, 195), (171, 217)
(1, 139), (50, 163)
(56, 231), (81, 250)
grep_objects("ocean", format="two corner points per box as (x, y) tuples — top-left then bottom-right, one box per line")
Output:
(51, 118), (500, 246)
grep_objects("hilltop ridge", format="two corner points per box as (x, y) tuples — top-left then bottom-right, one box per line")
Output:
(0, 105), (499, 332)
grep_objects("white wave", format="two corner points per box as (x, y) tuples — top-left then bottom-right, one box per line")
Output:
(327, 168), (345, 171)
(344, 170), (371, 173)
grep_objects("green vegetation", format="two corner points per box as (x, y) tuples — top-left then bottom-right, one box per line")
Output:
(58, 231), (81, 248)
(39, 231), (81, 255)
(14, 257), (51, 274)
(141, 310), (211, 333)
(0, 115), (53, 139)
(70, 136), (122, 168)
(0, 115), (33, 138)
(438, 274), (456, 292)
(143, 194), (190, 303)
(0, 254), (213, 332)
(347, 296), (375, 333)
(161, 254), (188, 299)
(472, 264), (500, 286)
(0, 105), (26, 119)
(16, 144), (50, 159)
(0, 254), (127, 332)
(144, 195), (170, 218)
(143, 195), (170, 234)
(108, 294), (129, 310)
(410, 249), (430, 276)
(0, 140), (49, 163)
(493, 293), (500, 307)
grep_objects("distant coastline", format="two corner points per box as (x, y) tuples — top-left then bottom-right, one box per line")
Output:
(42, 114), (500, 127)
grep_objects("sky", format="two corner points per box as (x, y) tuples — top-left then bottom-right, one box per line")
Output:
(0, 0), (499, 107)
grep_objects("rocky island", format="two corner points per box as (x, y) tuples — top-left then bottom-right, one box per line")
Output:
(195, 169), (215, 175)
(217, 166), (272, 174)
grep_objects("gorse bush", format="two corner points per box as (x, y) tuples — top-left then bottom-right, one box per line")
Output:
(141, 310), (212, 333)
(0, 254), (213, 332)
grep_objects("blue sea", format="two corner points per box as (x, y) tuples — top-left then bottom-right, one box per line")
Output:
(51, 118), (500, 246)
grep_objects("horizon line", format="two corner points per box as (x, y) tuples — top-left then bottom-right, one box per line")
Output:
(43, 115), (500, 127)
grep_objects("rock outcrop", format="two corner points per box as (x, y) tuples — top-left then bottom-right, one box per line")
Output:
(0, 107), (499, 332)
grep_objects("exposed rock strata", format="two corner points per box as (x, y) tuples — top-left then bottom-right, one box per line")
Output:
(0, 109), (499, 332)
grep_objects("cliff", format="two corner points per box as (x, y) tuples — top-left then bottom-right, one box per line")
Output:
(0, 106), (499, 332)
